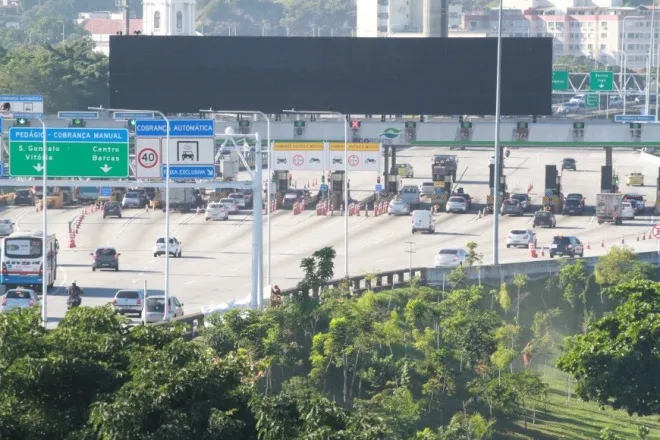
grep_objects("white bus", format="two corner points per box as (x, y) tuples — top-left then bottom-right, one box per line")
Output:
(1, 231), (58, 291)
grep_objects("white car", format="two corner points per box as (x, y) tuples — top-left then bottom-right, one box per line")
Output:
(228, 193), (246, 209)
(205, 202), (229, 221)
(419, 182), (435, 196)
(388, 198), (410, 215)
(122, 191), (143, 208)
(434, 248), (468, 267)
(506, 229), (537, 248)
(142, 295), (185, 323)
(0, 219), (14, 237)
(153, 237), (183, 258)
(446, 196), (468, 213)
(0, 288), (39, 313)
(621, 201), (635, 220)
(220, 198), (238, 214)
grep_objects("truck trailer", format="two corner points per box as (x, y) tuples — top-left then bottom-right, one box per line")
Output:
(596, 193), (623, 225)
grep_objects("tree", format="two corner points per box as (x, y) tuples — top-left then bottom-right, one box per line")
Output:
(296, 246), (337, 299)
(558, 259), (590, 308)
(557, 280), (660, 416)
(498, 282), (511, 316)
(512, 274), (528, 325)
(465, 240), (483, 267)
(594, 246), (652, 288)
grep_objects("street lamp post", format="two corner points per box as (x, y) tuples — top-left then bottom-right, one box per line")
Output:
(201, 110), (271, 304)
(492, 0), (504, 265)
(36, 117), (47, 326)
(283, 110), (349, 278)
(90, 107), (170, 321)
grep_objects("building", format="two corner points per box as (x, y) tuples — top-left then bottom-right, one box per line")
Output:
(357, 0), (461, 37)
(79, 0), (196, 56)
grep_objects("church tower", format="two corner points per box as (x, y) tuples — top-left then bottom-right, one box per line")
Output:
(142, 0), (196, 35)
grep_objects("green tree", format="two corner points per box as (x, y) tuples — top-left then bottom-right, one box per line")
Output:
(512, 274), (528, 325)
(296, 246), (337, 299)
(557, 280), (660, 416)
(594, 246), (652, 288)
(498, 282), (511, 316)
(558, 259), (590, 308)
(465, 240), (483, 267)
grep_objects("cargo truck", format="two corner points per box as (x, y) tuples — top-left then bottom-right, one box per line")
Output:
(162, 188), (201, 213)
(596, 193), (623, 225)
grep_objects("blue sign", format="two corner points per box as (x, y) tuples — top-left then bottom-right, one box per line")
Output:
(320, 183), (328, 192)
(136, 119), (215, 137)
(0, 117), (3, 133)
(375, 184), (383, 192)
(9, 127), (129, 143)
(161, 165), (216, 179)
(0, 164), (3, 177)
(14, 112), (42, 120)
(0, 95), (42, 102)
(614, 115), (656, 123)
(100, 187), (112, 197)
(113, 112), (155, 120)
(58, 111), (100, 119)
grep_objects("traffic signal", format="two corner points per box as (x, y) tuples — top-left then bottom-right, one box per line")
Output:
(69, 118), (86, 128)
(14, 117), (30, 127)
(127, 119), (136, 133)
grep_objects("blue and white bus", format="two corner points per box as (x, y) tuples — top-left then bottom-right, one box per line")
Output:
(1, 231), (58, 291)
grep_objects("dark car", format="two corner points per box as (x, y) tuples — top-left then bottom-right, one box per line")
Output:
(91, 247), (120, 271)
(510, 193), (531, 211)
(103, 201), (122, 219)
(533, 210), (556, 228)
(561, 158), (577, 171)
(563, 196), (585, 215)
(549, 236), (584, 258)
(13, 189), (35, 206)
(501, 199), (523, 216)
(241, 189), (254, 208)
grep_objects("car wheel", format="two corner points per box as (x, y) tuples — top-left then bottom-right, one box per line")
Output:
(103, 215), (106, 219)
(178, 251), (182, 258)
(411, 229), (415, 234)
(118, 215), (122, 218)
(506, 244), (511, 248)
(580, 252), (584, 257)
(205, 218), (209, 221)
(115, 267), (119, 272)
(549, 254), (554, 258)
(92, 267), (96, 271)
(153, 253), (158, 257)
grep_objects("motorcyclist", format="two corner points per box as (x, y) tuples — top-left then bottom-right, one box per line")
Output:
(67, 281), (82, 308)
(504, 147), (511, 158)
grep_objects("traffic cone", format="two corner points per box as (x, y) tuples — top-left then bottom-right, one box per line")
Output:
(637, 232), (640, 241)
(621, 235), (625, 244)
(601, 237), (605, 248)
(649, 231), (654, 240)
(68, 232), (76, 248)
(540, 247), (545, 257)
(643, 231), (646, 240)
(586, 240), (591, 250)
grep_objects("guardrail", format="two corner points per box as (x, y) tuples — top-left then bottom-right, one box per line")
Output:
(153, 251), (660, 339)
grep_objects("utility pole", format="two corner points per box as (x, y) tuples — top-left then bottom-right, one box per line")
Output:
(405, 241), (415, 276)
(122, 0), (130, 36)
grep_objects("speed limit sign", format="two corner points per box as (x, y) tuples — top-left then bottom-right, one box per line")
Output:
(136, 138), (161, 178)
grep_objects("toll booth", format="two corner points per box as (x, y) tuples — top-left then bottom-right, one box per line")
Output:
(542, 165), (562, 213)
(273, 170), (289, 193)
(486, 164), (507, 212)
(386, 173), (400, 194)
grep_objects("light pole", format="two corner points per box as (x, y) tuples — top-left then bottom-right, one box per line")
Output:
(90, 106), (170, 321)
(39, 117), (47, 326)
(405, 241), (415, 276)
(283, 110), (349, 278)
(492, 0), (504, 265)
(201, 110), (271, 297)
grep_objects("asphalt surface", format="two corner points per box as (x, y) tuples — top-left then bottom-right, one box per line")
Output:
(3, 146), (660, 326)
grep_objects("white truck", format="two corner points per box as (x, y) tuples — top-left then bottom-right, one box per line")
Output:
(162, 188), (199, 213)
(596, 193), (623, 225)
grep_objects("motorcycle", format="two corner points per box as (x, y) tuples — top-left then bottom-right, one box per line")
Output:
(504, 148), (511, 158)
(67, 294), (82, 310)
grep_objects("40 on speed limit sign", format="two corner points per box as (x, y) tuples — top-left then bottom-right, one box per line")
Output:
(136, 138), (161, 178)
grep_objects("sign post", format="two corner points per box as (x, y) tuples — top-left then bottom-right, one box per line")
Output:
(652, 223), (660, 256)
(8, 128), (129, 177)
(585, 94), (600, 108)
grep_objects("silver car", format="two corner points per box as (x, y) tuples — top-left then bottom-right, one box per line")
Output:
(220, 198), (238, 214)
(0, 288), (39, 313)
(446, 196), (468, 213)
(420, 182), (435, 196)
(434, 248), (468, 267)
(122, 191), (143, 208)
(506, 229), (537, 248)
(388, 198), (410, 215)
(142, 295), (184, 323)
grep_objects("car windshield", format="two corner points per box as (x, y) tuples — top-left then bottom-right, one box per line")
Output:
(229, 194), (243, 199)
(6, 290), (31, 299)
(422, 182), (434, 187)
(511, 194), (528, 201)
(402, 187), (417, 193)
(16, 190), (30, 197)
(449, 197), (465, 203)
(125, 192), (139, 198)
(563, 158), (575, 163)
(146, 298), (166, 312)
(208, 203), (223, 209)
(156, 238), (175, 244)
(96, 248), (117, 256)
(106, 202), (120, 208)
(116, 291), (140, 299)
(503, 200), (518, 206)
(392, 199), (405, 205)
(566, 199), (580, 205)
(553, 237), (571, 245)
(438, 249), (459, 255)
(535, 212), (551, 218)
(397, 164), (409, 168)
(510, 230), (527, 235)
(220, 199), (235, 204)
(4, 238), (42, 258)
(625, 194), (644, 202)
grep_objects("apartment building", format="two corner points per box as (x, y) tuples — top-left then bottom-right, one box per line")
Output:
(356, 0), (462, 37)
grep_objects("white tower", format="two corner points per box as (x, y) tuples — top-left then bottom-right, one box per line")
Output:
(143, 0), (196, 35)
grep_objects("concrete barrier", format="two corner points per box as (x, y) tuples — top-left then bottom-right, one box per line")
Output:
(152, 251), (660, 338)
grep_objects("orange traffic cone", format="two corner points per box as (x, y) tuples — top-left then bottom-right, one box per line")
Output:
(68, 232), (76, 248)
(601, 237), (605, 248)
(621, 235), (625, 244)
(637, 232), (640, 241)
(586, 240), (591, 250)
(649, 231), (654, 240)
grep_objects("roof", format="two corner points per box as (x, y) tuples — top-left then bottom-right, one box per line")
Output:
(82, 18), (143, 35)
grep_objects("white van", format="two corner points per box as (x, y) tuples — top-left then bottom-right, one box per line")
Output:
(412, 210), (435, 234)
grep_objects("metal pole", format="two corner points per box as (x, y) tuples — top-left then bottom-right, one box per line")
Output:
(405, 241), (414, 276)
(253, 133), (264, 308)
(492, 0), (504, 265)
(39, 117), (47, 327)
(344, 116), (349, 278)
(163, 115), (171, 321)
(143, 279), (147, 325)
(656, 44), (660, 121)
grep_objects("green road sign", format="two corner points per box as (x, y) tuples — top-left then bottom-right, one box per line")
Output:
(590, 71), (614, 91)
(586, 94), (600, 108)
(9, 128), (129, 177)
(552, 71), (570, 91)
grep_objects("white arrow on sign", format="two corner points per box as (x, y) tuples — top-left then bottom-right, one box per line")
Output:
(100, 164), (112, 173)
(206, 168), (214, 176)
(33, 164), (44, 172)
(599, 83), (604, 88)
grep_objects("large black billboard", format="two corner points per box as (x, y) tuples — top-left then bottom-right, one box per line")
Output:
(109, 36), (552, 116)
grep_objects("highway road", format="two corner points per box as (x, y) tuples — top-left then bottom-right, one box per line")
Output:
(3, 146), (660, 325)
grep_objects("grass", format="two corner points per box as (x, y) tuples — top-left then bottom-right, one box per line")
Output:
(479, 273), (660, 439)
